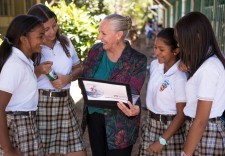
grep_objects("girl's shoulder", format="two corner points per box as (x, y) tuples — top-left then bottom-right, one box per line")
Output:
(201, 56), (224, 72)
(150, 59), (159, 70)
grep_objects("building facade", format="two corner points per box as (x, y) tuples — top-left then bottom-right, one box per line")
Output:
(153, 0), (225, 53)
(0, 0), (49, 34)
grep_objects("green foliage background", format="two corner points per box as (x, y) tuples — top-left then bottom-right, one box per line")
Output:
(0, 0), (154, 61)
(48, 0), (153, 61)
(47, 1), (103, 62)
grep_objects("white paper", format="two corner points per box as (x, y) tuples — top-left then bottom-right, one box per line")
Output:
(83, 80), (128, 103)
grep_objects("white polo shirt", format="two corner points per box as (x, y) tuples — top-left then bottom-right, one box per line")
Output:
(146, 59), (187, 115)
(0, 47), (38, 111)
(37, 37), (80, 90)
(184, 55), (225, 118)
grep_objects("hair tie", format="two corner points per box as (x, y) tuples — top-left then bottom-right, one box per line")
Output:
(4, 36), (13, 45)
(124, 16), (132, 30)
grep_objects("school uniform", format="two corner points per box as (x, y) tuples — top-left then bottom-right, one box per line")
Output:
(0, 47), (43, 156)
(140, 59), (187, 156)
(37, 38), (85, 154)
(184, 55), (225, 155)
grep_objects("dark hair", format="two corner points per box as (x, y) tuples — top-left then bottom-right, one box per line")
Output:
(157, 28), (179, 60)
(0, 14), (42, 72)
(157, 28), (178, 50)
(175, 11), (225, 78)
(27, 3), (70, 64)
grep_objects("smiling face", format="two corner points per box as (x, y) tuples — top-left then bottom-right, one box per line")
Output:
(43, 17), (58, 43)
(21, 24), (44, 57)
(154, 37), (178, 68)
(98, 19), (121, 52)
(28, 25), (45, 53)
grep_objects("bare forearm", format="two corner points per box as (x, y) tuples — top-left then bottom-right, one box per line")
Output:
(70, 64), (82, 81)
(0, 91), (13, 152)
(162, 114), (185, 140)
(0, 111), (13, 152)
(184, 120), (207, 155)
(184, 100), (212, 155)
(162, 103), (186, 140)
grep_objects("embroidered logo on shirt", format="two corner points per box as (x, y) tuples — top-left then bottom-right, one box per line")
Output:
(160, 80), (169, 91)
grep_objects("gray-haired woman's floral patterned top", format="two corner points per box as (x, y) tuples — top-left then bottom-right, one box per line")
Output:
(81, 41), (147, 149)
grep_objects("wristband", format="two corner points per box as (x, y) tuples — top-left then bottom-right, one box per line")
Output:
(159, 136), (167, 145)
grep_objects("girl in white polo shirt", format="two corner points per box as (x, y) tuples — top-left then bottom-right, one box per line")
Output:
(0, 15), (44, 156)
(28, 4), (86, 156)
(175, 12), (225, 156)
(118, 28), (187, 155)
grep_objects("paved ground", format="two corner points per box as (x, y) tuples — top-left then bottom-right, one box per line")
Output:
(70, 35), (155, 156)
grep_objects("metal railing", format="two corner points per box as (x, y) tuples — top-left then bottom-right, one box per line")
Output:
(199, 0), (225, 53)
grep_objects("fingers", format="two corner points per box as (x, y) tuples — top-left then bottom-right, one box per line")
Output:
(43, 61), (53, 69)
(117, 101), (128, 111)
(127, 100), (133, 108)
(117, 101), (130, 116)
(146, 146), (153, 154)
(41, 61), (53, 74)
(178, 61), (190, 72)
(146, 147), (156, 155)
(117, 101), (140, 117)
(43, 61), (53, 65)
(50, 74), (67, 89)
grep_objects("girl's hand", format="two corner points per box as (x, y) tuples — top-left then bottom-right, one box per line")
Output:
(178, 61), (190, 72)
(146, 141), (164, 154)
(117, 101), (140, 117)
(51, 74), (70, 89)
(4, 148), (22, 156)
(35, 61), (53, 76)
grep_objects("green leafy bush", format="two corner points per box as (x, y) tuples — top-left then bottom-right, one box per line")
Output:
(47, 1), (103, 62)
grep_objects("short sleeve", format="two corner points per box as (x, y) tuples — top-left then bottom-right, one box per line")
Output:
(150, 59), (158, 75)
(68, 38), (80, 66)
(174, 72), (187, 102)
(0, 62), (23, 93)
(197, 64), (220, 101)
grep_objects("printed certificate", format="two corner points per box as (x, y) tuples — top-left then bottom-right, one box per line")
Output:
(78, 78), (133, 109)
